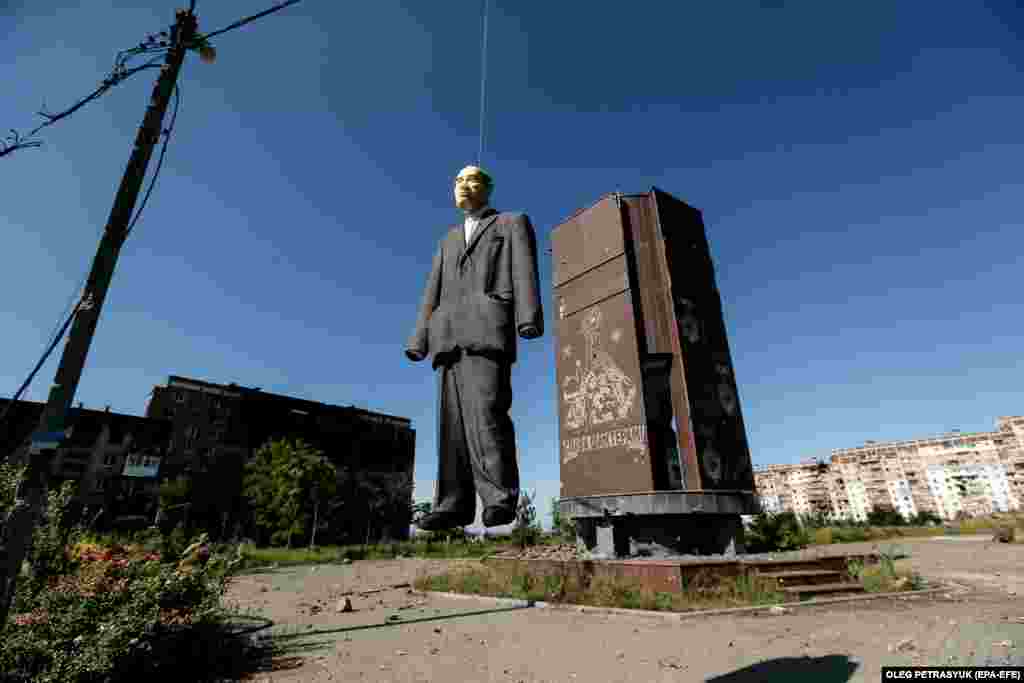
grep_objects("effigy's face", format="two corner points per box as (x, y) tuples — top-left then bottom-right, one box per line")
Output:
(454, 166), (490, 210)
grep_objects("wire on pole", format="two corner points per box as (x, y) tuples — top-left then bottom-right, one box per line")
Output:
(194, 0), (302, 43)
(126, 83), (180, 239)
(1, 54), (165, 159)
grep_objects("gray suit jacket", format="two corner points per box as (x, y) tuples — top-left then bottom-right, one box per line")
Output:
(406, 209), (544, 367)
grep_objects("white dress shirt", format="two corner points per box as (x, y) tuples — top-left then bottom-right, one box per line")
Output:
(464, 205), (491, 245)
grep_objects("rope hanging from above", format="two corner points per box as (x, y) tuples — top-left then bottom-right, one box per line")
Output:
(477, 0), (490, 167)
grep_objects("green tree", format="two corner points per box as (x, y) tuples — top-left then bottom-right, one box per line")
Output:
(242, 438), (337, 547)
(745, 511), (811, 552)
(911, 510), (942, 526)
(158, 474), (191, 508)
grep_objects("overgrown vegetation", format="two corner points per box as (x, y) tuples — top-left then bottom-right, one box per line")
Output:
(550, 497), (576, 543)
(805, 511), (1024, 546)
(0, 474), (259, 682)
(745, 512), (811, 552)
(847, 546), (926, 593)
(235, 535), (508, 568)
(414, 563), (786, 611)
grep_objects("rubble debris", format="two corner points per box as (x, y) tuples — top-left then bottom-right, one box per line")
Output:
(889, 639), (916, 653)
(658, 657), (686, 670)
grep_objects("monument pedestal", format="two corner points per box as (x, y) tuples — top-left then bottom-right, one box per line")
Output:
(566, 492), (754, 558)
(577, 513), (744, 559)
(553, 190), (759, 558)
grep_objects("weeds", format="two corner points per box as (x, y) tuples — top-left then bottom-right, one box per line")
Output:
(808, 514), (1024, 547)
(856, 546), (924, 593)
(846, 558), (865, 580)
(414, 565), (785, 611)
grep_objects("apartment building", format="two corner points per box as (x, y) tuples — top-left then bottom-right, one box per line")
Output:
(754, 416), (1024, 521)
(752, 460), (830, 517)
(146, 375), (417, 541)
(0, 398), (173, 513)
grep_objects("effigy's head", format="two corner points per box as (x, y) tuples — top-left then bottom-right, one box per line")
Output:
(454, 165), (494, 211)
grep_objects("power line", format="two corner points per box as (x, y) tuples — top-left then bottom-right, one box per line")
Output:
(126, 83), (181, 239)
(194, 0), (303, 43)
(1, 48), (168, 159)
(0, 300), (81, 428)
(1, 82), (182, 434)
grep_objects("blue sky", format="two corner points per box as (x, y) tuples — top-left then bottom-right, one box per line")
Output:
(2, 2), (1022, 529)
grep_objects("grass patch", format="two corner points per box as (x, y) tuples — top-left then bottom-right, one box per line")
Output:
(235, 536), (510, 570)
(807, 516), (1024, 546)
(413, 564), (786, 612)
(846, 546), (926, 593)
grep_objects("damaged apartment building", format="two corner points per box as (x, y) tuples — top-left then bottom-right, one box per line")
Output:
(1, 375), (416, 541)
(145, 376), (416, 541)
(756, 416), (1024, 521)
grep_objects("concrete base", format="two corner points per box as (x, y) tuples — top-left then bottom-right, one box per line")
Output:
(575, 513), (746, 559)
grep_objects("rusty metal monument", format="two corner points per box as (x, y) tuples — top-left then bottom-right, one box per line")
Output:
(553, 189), (758, 557)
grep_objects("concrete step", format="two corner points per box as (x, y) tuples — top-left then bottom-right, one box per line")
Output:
(760, 570), (843, 586)
(781, 582), (865, 600)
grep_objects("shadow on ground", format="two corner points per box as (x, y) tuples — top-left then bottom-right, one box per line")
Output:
(707, 654), (858, 682)
(272, 603), (533, 645)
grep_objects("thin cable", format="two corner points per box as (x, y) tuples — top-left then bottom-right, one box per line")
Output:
(126, 82), (180, 239)
(1, 56), (164, 159)
(41, 271), (90, 360)
(0, 72), (181, 432)
(477, 0), (490, 166)
(194, 0), (303, 43)
(0, 300), (82, 430)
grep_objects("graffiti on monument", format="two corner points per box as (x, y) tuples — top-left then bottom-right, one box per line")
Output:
(561, 308), (638, 431)
(561, 424), (648, 465)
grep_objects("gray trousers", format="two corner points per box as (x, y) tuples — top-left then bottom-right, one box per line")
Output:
(434, 350), (519, 516)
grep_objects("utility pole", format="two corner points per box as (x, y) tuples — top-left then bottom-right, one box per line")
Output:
(0, 8), (198, 626)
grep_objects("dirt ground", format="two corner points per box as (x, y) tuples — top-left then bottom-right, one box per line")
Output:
(225, 535), (1024, 682)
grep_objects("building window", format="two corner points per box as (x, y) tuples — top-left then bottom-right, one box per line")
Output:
(175, 391), (185, 403)
(165, 408), (175, 418)
(185, 425), (200, 450)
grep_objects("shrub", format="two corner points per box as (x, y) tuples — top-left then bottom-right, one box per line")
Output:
(2, 532), (247, 682)
(833, 526), (869, 543)
(867, 505), (907, 527)
(744, 512), (810, 553)
(911, 511), (943, 526)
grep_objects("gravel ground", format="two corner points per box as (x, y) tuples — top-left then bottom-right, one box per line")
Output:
(227, 535), (1024, 682)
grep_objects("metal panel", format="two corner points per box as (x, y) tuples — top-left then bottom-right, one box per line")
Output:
(621, 194), (689, 489)
(555, 257), (629, 320)
(652, 188), (756, 492)
(552, 195), (626, 288)
(556, 290), (652, 497)
(554, 197), (652, 498)
(554, 187), (756, 504)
